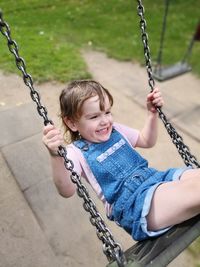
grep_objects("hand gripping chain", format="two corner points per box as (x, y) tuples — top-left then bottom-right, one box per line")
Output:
(137, 0), (200, 169)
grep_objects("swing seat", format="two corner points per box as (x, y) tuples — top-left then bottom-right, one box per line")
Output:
(152, 62), (192, 82)
(107, 214), (200, 267)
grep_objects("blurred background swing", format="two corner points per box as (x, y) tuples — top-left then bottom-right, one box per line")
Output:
(152, 0), (200, 82)
(1, 1), (200, 267)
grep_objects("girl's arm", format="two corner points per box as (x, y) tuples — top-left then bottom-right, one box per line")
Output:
(42, 124), (76, 198)
(136, 87), (164, 148)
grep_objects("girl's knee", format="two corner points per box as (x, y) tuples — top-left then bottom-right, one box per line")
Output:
(180, 168), (200, 182)
(181, 173), (200, 207)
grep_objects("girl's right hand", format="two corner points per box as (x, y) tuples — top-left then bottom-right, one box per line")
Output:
(42, 124), (64, 156)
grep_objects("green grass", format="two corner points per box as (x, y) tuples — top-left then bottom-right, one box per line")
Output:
(0, 0), (200, 82)
(188, 237), (200, 265)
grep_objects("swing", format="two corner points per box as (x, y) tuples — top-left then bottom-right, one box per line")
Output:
(0, 1), (200, 267)
(152, 0), (199, 82)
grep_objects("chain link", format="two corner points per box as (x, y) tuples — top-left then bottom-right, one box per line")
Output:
(0, 11), (127, 266)
(137, 0), (200, 168)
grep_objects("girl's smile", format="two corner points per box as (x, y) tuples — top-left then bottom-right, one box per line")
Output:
(70, 94), (113, 143)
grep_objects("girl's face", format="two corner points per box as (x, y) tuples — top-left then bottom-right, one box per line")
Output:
(69, 94), (113, 143)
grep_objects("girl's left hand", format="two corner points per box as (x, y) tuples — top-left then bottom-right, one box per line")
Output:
(146, 87), (164, 113)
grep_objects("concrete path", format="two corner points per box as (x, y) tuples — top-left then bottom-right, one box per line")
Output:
(0, 50), (200, 267)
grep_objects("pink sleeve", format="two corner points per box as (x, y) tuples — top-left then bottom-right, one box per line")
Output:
(66, 144), (108, 204)
(114, 122), (139, 147)
(66, 144), (82, 176)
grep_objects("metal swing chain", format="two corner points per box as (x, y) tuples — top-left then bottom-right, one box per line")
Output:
(0, 12), (127, 267)
(137, 0), (200, 169)
(155, 0), (170, 71)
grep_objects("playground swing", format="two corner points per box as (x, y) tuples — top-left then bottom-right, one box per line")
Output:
(0, 1), (200, 267)
(152, 0), (200, 82)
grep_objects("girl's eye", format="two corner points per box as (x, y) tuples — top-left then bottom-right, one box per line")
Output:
(106, 111), (111, 115)
(90, 115), (98, 119)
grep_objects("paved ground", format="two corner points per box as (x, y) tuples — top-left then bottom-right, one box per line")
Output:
(0, 50), (200, 267)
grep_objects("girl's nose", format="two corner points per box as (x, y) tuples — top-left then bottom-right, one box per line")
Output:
(100, 114), (109, 125)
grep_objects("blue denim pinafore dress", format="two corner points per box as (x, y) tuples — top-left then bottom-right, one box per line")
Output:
(74, 129), (180, 240)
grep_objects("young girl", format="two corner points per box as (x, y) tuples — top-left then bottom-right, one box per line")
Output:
(43, 80), (200, 241)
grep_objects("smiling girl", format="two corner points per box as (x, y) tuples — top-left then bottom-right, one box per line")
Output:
(43, 80), (200, 241)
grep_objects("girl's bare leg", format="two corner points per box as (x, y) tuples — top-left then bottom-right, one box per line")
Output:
(147, 169), (200, 231)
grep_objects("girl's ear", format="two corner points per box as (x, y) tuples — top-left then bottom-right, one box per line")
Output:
(63, 117), (78, 132)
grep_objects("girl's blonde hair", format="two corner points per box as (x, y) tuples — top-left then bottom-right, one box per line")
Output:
(59, 80), (113, 143)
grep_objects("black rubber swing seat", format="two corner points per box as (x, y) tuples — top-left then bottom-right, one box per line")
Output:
(152, 62), (192, 82)
(107, 214), (200, 267)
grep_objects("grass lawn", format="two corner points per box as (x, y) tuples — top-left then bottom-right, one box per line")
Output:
(0, 0), (200, 82)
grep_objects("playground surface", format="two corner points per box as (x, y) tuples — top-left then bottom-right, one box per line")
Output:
(0, 50), (200, 267)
